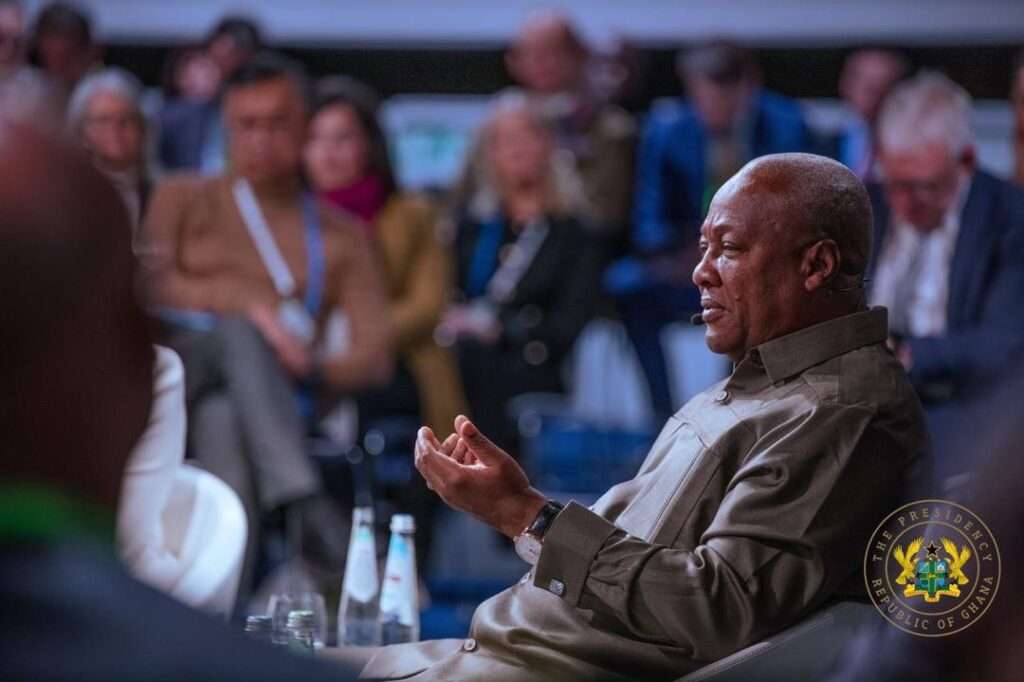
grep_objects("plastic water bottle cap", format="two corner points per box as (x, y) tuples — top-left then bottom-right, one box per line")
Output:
(353, 506), (375, 524)
(286, 609), (316, 630)
(390, 513), (415, 533)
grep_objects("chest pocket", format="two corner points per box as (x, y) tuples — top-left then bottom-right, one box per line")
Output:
(612, 420), (720, 545)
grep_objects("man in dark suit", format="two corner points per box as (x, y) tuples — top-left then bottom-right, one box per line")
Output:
(868, 72), (1024, 478)
(0, 123), (350, 681)
(609, 40), (810, 420)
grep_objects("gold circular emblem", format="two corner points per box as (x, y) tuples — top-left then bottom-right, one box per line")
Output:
(864, 499), (1000, 637)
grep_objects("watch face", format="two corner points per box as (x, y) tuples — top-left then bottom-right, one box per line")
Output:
(515, 533), (543, 565)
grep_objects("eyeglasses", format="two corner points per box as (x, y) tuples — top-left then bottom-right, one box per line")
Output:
(882, 165), (960, 199)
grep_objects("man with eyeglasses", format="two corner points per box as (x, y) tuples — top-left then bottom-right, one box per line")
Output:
(869, 71), (1024, 479)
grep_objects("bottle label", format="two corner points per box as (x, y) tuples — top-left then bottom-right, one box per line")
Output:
(379, 535), (417, 627)
(343, 525), (379, 603)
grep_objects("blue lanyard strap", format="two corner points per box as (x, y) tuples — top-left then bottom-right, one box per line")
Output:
(466, 216), (505, 299)
(301, 192), (325, 318)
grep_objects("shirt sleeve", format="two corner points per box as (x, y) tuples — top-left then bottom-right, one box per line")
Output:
(139, 177), (255, 314)
(533, 402), (907, 661)
(117, 346), (187, 593)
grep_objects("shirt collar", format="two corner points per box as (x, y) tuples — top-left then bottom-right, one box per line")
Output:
(753, 307), (889, 385)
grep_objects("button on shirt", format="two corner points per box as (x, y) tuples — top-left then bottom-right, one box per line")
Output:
(360, 308), (927, 682)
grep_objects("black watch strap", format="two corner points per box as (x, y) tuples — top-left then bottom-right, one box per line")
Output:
(526, 500), (565, 540)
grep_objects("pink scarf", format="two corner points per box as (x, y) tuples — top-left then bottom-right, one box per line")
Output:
(321, 174), (389, 233)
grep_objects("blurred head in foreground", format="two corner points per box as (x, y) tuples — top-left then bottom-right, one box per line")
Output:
(0, 122), (153, 510)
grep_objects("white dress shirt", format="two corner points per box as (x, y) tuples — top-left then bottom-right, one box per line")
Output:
(870, 180), (969, 337)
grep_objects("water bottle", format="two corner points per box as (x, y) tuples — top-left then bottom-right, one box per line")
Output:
(286, 610), (317, 656)
(338, 506), (380, 646)
(378, 514), (419, 645)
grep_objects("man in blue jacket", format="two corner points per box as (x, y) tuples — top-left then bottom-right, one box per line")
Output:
(608, 40), (809, 420)
(868, 71), (1024, 478)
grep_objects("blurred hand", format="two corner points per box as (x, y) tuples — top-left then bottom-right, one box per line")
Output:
(415, 416), (547, 538)
(247, 301), (312, 377)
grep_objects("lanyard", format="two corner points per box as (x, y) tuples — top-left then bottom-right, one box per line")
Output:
(232, 178), (325, 318)
(466, 216), (549, 304)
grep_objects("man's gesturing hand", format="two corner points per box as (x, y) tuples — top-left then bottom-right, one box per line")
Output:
(415, 415), (547, 538)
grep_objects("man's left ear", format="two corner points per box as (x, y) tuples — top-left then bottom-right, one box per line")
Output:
(802, 239), (840, 293)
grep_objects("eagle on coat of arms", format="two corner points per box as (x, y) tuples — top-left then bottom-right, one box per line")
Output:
(892, 537), (971, 603)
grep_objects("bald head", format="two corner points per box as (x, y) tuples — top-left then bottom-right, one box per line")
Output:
(0, 123), (153, 508)
(694, 153), (873, 360)
(737, 152), (873, 290)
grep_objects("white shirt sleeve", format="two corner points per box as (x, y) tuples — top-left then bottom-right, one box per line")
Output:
(116, 345), (188, 593)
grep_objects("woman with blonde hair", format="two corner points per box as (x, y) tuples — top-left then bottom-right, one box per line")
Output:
(440, 95), (607, 454)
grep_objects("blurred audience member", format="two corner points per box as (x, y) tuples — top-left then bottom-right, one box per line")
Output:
(834, 48), (908, 180)
(0, 122), (349, 682)
(0, 1), (59, 128)
(68, 67), (153, 235)
(442, 96), (605, 453)
(0, 60), (61, 127)
(206, 16), (262, 82)
(305, 76), (467, 437)
(1012, 48), (1024, 186)
(29, 2), (99, 97)
(454, 11), (635, 235)
(612, 39), (809, 420)
(587, 35), (649, 115)
(868, 72), (1024, 478)
(305, 76), (468, 568)
(159, 16), (260, 173)
(162, 45), (222, 103)
(0, 0), (26, 80)
(142, 53), (393, 587)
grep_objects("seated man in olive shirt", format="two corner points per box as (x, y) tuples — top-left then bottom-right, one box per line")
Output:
(141, 54), (393, 579)
(336, 153), (927, 681)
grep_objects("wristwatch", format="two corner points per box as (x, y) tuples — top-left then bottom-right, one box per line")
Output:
(514, 500), (565, 565)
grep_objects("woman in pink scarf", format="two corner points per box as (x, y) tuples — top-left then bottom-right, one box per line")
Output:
(304, 76), (467, 567)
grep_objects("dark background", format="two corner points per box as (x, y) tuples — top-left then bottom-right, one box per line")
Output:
(105, 42), (1021, 105)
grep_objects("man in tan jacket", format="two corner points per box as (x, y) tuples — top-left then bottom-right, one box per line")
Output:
(141, 53), (392, 583)
(341, 153), (927, 680)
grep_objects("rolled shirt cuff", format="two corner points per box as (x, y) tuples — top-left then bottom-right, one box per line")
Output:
(532, 501), (617, 607)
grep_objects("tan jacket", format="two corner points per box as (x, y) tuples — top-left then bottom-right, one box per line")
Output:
(373, 194), (468, 434)
(140, 174), (393, 391)
(360, 307), (928, 681)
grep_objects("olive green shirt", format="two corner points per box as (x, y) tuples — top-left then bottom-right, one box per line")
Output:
(362, 307), (928, 681)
